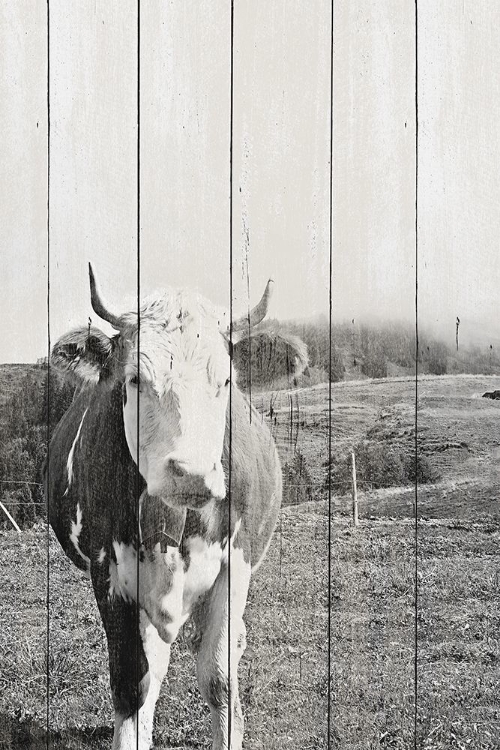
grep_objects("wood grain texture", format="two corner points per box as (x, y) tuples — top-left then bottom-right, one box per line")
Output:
(2, 1), (500, 748)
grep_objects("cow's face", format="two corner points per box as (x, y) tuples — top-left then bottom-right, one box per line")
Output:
(51, 267), (281, 508)
(119, 296), (231, 506)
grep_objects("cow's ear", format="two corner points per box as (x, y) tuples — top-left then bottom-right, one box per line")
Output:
(51, 326), (117, 384)
(232, 328), (309, 389)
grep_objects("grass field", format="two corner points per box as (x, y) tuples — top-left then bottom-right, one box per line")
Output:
(1, 374), (500, 748)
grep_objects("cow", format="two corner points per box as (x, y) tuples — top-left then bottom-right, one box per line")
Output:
(44, 265), (307, 750)
(482, 390), (500, 400)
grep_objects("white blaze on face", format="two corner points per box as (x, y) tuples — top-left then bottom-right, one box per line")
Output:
(122, 384), (141, 468)
(121, 298), (231, 504)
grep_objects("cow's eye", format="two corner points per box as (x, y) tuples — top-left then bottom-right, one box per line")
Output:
(217, 377), (231, 396)
(129, 375), (140, 387)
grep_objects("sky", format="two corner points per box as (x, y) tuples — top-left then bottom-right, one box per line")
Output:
(2, 1), (500, 363)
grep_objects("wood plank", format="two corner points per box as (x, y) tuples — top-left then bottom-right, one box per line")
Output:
(417, 2), (500, 746)
(47, 2), (138, 747)
(231, 2), (332, 746)
(0, 3), (50, 748)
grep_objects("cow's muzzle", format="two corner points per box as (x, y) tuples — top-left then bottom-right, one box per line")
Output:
(158, 455), (226, 505)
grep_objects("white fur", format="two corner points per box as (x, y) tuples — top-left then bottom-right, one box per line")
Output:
(182, 536), (223, 614)
(108, 542), (137, 602)
(139, 546), (185, 644)
(121, 305), (230, 503)
(69, 503), (90, 573)
(198, 499), (220, 537)
(107, 537), (223, 645)
(106, 527), (251, 750)
(66, 408), (88, 488)
(221, 519), (242, 565)
(196, 545), (251, 750)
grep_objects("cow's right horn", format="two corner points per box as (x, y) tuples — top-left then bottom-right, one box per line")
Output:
(231, 279), (274, 334)
(88, 263), (122, 330)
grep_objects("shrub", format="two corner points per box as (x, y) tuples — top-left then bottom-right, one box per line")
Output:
(406, 452), (440, 485)
(324, 441), (439, 492)
(352, 442), (406, 489)
(282, 450), (314, 506)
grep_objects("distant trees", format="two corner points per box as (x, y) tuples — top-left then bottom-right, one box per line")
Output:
(0, 367), (75, 530)
(0, 370), (43, 529)
(424, 341), (448, 376)
(284, 317), (500, 383)
(41, 368), (76, 435)
(283, 318), (416, 382)
(360, 330), (388, 379)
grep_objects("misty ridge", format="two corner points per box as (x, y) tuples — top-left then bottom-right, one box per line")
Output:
(235, 315), (500, 387)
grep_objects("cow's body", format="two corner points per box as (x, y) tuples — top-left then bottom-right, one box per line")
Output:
(44, 268), (301, 750)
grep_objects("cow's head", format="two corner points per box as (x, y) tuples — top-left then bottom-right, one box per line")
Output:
(51, 265), (274, 508)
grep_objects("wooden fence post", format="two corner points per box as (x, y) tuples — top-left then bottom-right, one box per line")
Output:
(351, 451), (359, 527)
(0, 501), (21, 533)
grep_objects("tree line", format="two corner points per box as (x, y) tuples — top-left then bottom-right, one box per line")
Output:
(0, 369), (74, 529)
(282, 318), (500, 382)
(1, 319), (499, 528)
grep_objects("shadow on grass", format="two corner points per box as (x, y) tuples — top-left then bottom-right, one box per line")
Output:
(0, 713), (113, 749)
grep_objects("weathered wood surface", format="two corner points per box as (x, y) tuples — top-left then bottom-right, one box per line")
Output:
(2, 1), (500, 748)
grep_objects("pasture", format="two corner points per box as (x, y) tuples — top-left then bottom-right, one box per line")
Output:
(1, 374), (500, 748)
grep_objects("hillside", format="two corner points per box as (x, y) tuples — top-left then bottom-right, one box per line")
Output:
(255, 373), (500, 520)
(1, 374), (500, 747)
(3, 363), (500, 522)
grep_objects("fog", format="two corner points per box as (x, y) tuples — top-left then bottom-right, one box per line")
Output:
(2, 2), (499, 363)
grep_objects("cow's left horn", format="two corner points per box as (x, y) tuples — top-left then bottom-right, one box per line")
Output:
(231, 279), (274, 333)
(88, 263), (122, 330)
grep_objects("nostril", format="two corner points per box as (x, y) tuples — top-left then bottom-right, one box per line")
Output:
(168, 458), (187, 478)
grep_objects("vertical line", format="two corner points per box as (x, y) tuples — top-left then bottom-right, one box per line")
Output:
(414, 2), (419, 748)
(228, 0), (235, 744)
(246, 266), (252, 421)
(45, 1), (51, 747)
(136, 2), (141, 748)
(328, 0), (334, 747)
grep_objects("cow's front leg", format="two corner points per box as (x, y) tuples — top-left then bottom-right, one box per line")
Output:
(92, 565), (171, 750)
(113, 611), (172, 750)
(195, 547), (251, 750)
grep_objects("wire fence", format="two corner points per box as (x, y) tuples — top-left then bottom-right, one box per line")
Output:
(0, 480), (380, 508)
(0, 480), (45, 506)
(0, 480), (43, 485)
